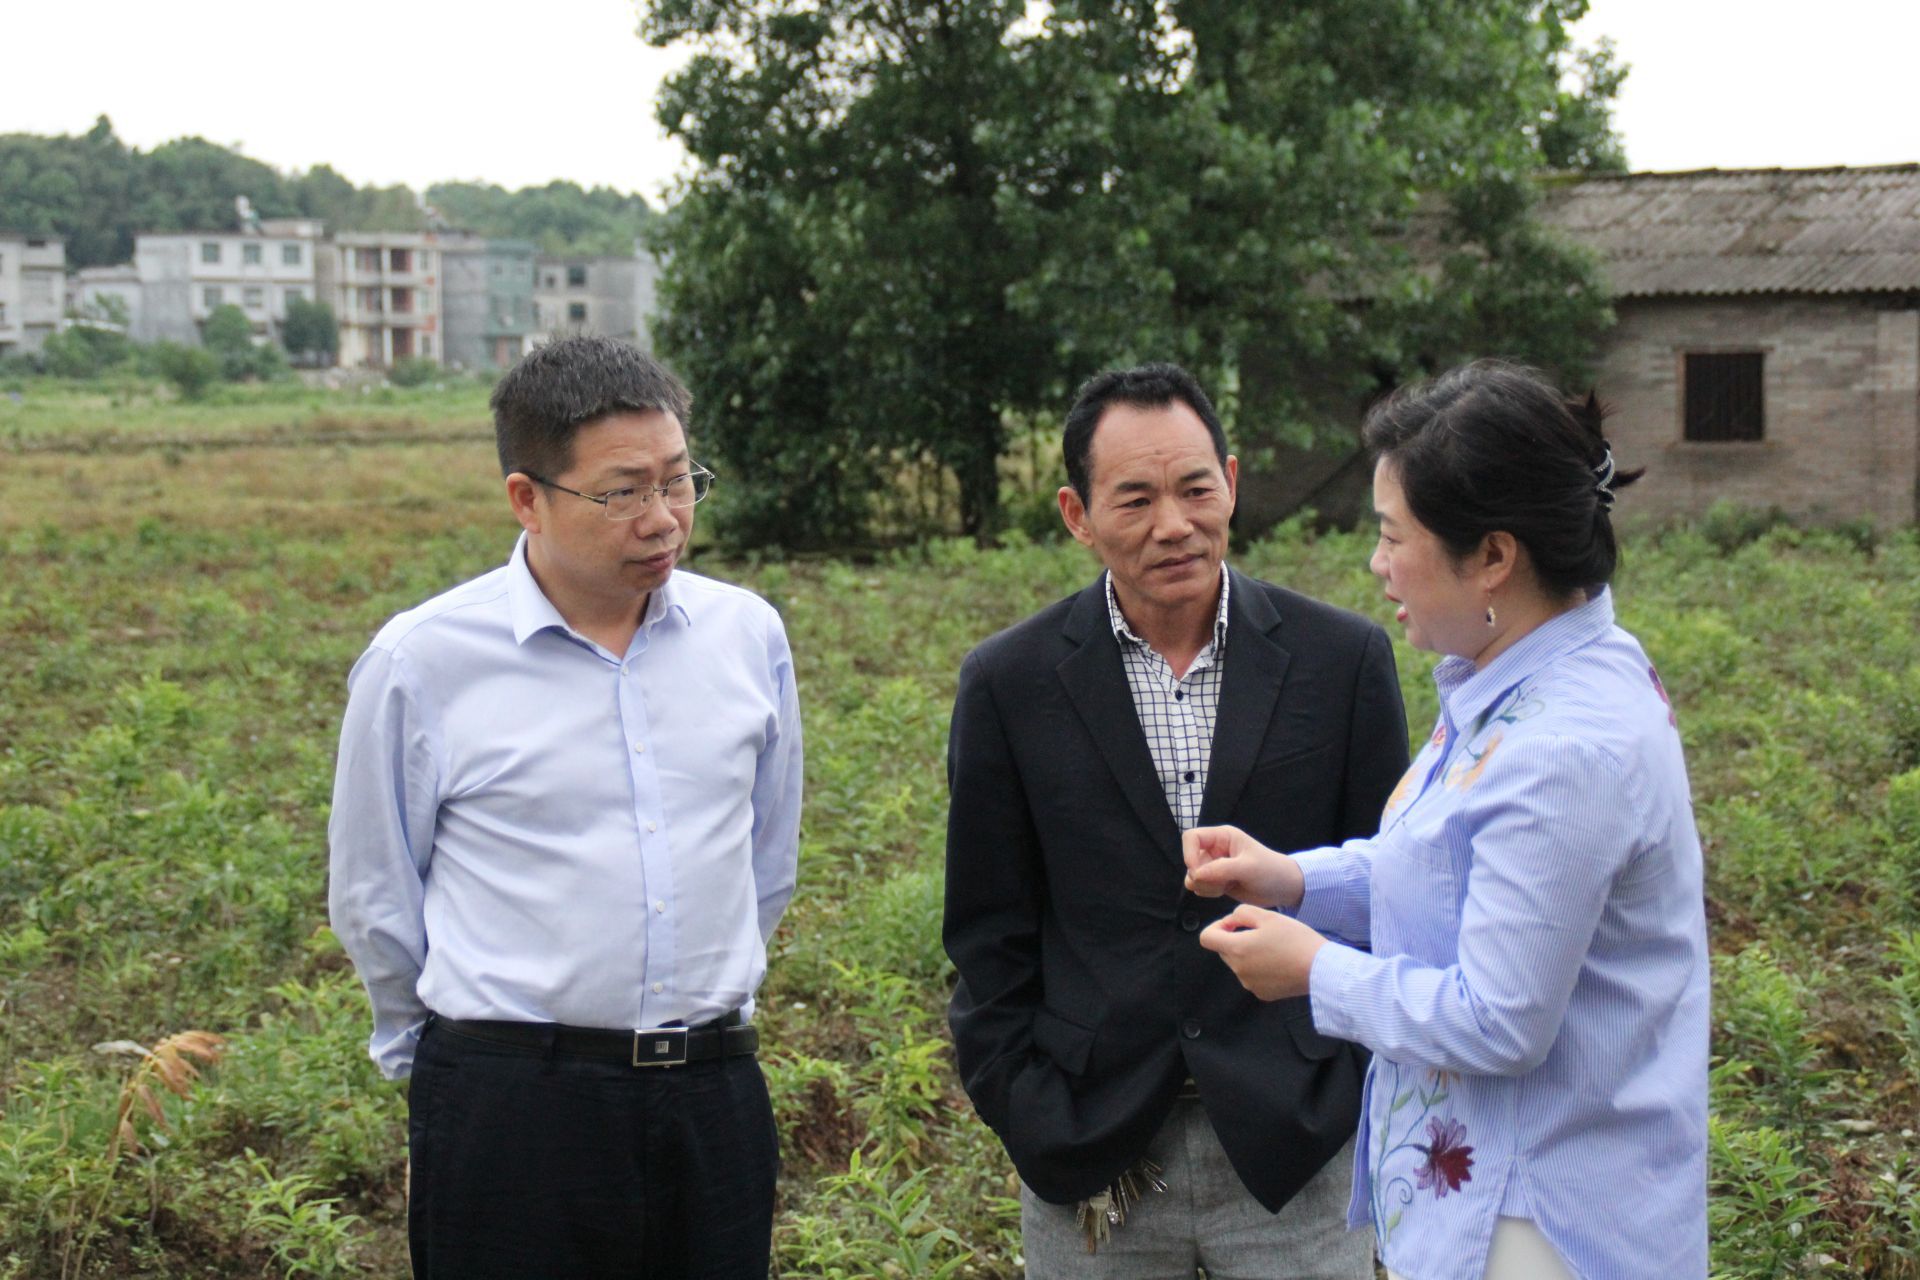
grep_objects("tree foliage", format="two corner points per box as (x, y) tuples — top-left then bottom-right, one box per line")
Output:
(0, 118), (655, 268)
(642, 0), (1626, 545)
(202, 304), (288, 382)
(425, 181), (658, 256)
(282, 297), (340, 366)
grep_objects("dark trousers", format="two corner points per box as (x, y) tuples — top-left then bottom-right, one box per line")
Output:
(408, 1019), (779, 1279)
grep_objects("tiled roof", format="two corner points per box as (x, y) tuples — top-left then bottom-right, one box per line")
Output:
(1537, 165), (1920, 297)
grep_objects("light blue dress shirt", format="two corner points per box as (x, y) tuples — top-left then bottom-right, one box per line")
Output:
(327, 536), (803, 1079)
(1293, 589), (1708, 1280)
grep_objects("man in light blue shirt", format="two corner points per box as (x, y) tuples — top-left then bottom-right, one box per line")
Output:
(328, 335), (802, 1279)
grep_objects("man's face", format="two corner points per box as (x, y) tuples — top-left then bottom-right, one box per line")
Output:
(1058, 399), (1237, 625)
(512, 410), (694, 614)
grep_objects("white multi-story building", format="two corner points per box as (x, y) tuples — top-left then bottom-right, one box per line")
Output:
(69, 264), (142, 329)
(322, 232), (444, 367)
(532, 246), (660, 348)
(0, 232), (67, 357)
(132, 218), (324, 345)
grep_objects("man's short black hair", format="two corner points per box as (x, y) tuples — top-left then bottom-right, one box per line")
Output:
(490, 335), (693, 479)
(1062, 362), (1230, 502)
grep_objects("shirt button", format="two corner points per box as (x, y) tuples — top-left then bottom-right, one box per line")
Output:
(1183, 771), (1196, 783)
(1182, 1019), (1202, 1040)
(647, 822), (657, 833)
(633, 742), (646, 754)
(1180, 911), (1199, 932)
(653, 900), (666, 913)
(651, 982), (664, 994)
(1175, 690), (1185, 701)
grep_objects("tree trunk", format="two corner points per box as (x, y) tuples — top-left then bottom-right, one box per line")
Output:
(954, 415), (1003, 541)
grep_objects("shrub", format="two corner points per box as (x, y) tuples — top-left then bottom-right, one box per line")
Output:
(149, 342), (221, 400)
(386, 357), (440, 388)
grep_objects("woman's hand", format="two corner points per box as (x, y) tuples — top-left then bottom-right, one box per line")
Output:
(1182, 825), (1304, 908)
(1198, 905), (1328, 1001)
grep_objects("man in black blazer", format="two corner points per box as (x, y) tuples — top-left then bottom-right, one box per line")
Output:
(943, 363), (1409, 1276)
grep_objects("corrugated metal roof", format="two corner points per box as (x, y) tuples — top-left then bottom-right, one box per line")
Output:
(1537, 166), (1920, 297)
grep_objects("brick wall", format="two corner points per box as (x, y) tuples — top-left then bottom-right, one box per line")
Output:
(1593, 296), (1920, 526)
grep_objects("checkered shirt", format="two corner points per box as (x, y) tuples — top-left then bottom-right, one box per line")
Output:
(1105, 569), (1231, 832)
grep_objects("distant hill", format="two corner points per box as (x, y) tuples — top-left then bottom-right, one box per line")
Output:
(0, 116), (656, 269)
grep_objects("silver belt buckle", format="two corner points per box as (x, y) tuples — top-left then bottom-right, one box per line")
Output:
(631, 1026), (689, 1067)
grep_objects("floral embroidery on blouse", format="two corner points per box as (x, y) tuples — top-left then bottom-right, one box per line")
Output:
(1413, 1116), (1475, 1197)
(1444, 727), (1502, 791)
(1370, 1063), (1475, 1246)
(1382, 762), (1421, 820)
(1442, 684), (1546, 791)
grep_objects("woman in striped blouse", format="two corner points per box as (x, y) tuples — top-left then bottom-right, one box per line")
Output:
(1185, 360), (1708, 1280)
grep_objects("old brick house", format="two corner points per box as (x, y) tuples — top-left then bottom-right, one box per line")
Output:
(1238, 165), (1920, 531)
(1536, 165), (1920, 528)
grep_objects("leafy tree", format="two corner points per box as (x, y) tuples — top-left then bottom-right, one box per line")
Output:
(202, 303), (287, 382)
(281, 297), (339, 367)
(38, 324), (134, 379)
(425, 180), (656, 255)
(0, 116), (137, 265)
(131, 137), (296, 236)
(642, 0), (1624, 544)
(149, 342), (220, 400)
(1, 121), (653, 270)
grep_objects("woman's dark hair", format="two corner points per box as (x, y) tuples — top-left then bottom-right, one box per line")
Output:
(1361, 360), (1643, 598)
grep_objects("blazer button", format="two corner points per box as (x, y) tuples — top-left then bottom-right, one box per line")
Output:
(1180, 911), (1200, 932)
(1181, 1019), (1202, 1040)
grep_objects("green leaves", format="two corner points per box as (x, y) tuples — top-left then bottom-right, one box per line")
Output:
(647, 0), (1622, 546)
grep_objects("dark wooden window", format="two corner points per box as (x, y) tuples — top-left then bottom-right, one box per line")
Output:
(1684, 352), (1764, 442)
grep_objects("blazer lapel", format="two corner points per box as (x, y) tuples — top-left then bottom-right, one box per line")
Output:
(1200, 569), (1291, 825)
(1055, 580), (1183, 860)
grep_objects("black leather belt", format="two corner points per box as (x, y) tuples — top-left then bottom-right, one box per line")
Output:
(433, 1010), (757, 1067)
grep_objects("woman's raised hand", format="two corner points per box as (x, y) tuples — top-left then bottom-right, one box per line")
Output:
(1182, 825), (1304, 909)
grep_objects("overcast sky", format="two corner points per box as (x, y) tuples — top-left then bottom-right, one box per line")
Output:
(6, 0), (1916, 204)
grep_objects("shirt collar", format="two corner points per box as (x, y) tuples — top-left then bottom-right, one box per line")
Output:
(1433, 587), (1616, 735)
(1104, 566), (1232, 654)
(506, 533), (692, 647)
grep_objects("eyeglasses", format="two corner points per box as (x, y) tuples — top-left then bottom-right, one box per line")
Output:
(527, 465), (716, 521)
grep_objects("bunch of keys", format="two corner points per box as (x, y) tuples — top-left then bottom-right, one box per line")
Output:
(1075, 1156), (1168, 1253)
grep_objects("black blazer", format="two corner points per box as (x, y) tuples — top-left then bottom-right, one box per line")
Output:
(942, 568), (1409, 1210)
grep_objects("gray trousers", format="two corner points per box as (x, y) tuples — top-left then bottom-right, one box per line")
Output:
(1019, 1099), (1372, 1280)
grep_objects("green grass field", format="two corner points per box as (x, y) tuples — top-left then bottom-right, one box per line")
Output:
(1, 385), (1916, 1278)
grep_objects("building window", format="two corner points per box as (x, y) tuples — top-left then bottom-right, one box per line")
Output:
(567, 265), (588, 288)
(1684, 352), (1764, 442)
(421, 335), (433, 357)
(285, 287), (305, 305)
(390, 248), (411, 273)
(282, 244), (302, 266)
(392, 288), (413, 314)
(203, 286), (224, 308)
(544, 272), (558, 289)
(243, 243), (263, 265)
(243, 286), (265, 308)
(360, 287), (383, 312)
(568, 302), (588, 323)
(356, 248), (381, 273)
(419, 251), (432, 270)
(201, 242), (221, 264)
